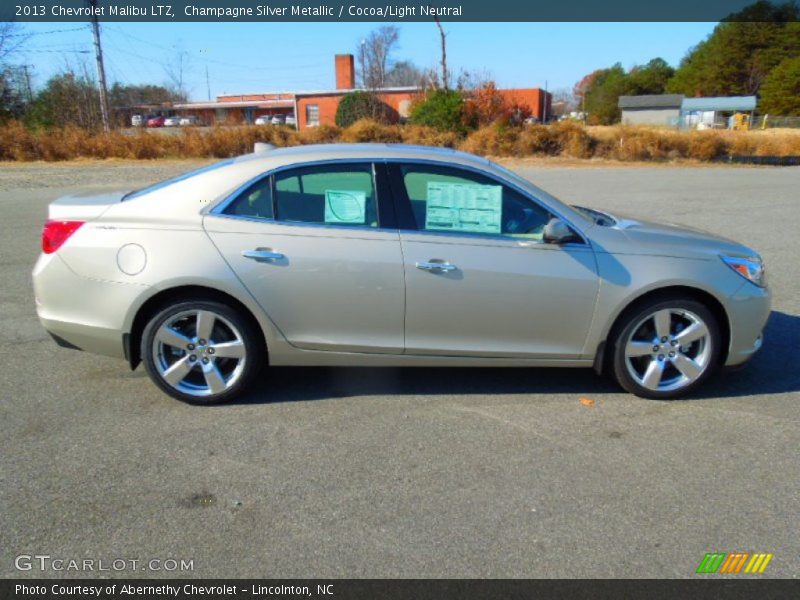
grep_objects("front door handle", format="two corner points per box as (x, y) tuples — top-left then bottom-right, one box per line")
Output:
(415, 260), (456, 273)
(241, 248), (285, 262)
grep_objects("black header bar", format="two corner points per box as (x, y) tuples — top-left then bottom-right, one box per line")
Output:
(2, 579), (799, 600)
(2, 0), (793, 23)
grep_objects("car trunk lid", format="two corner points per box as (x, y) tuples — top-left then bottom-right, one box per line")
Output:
(48, 190), (129, 221)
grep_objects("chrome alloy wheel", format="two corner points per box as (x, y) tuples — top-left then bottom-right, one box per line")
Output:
(623, 308), (712, 392)
(152, 309), (247, 397)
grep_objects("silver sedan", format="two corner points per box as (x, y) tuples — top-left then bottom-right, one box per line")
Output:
(33, 144), (770, 403)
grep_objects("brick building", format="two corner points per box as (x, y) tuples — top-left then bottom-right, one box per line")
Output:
(167, 54), (552, 128)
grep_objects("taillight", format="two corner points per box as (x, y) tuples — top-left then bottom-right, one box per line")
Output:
(42, 220), (84, 254)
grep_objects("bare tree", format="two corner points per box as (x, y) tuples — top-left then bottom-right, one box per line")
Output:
(433, 16), (448, 91)
(0, 23), (29, 119)
(0, 22), (28, 64)
(422, 66), (491, 92)
(164, 47), (190, 101)
(385, 61), (425, 87)
(357, 26), (400, 89)
(0, 66), (29, 120)
(550, 87), (576, 117)
(455, 68), (493, 92)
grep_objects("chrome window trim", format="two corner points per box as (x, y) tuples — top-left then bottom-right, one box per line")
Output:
(208, 156), (589, 245)
(205, 215), (395, 236)
(397, 227), (589, 249)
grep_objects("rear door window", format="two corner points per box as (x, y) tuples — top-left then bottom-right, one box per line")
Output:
(274, 164), (379, 228)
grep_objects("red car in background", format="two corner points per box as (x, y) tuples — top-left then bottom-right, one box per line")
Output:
(146, 115), (165, 128)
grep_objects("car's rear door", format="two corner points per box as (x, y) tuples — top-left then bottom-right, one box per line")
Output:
(389, 162), (599, 359)
(205, 162), (405, 354)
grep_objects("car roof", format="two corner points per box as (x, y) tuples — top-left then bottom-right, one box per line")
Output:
(229, 143), (495, 171)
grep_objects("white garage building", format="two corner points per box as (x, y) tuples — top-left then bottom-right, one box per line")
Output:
(618, 94), (684, 126)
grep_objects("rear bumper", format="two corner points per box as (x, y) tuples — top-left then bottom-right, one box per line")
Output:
(39, 315), (125, 359)
(724, 282), (771, 367)
(33, 252), (149, 360)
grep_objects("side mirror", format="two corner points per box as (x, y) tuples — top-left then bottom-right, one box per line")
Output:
(543, 218), (575, 244)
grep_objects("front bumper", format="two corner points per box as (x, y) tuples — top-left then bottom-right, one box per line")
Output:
(724, 281), (771, 367)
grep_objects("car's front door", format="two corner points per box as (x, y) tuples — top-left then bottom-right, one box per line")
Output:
(389, 162), (599, 359)
(205, 162), (405, 354)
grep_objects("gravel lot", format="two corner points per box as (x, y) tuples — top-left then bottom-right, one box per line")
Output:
(1, 160), (798, 578)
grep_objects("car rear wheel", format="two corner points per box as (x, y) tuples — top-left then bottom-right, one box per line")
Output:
(611, 297), (721, 399)
(141, 300), (263, 404)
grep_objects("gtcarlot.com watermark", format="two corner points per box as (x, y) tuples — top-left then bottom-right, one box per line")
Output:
(14, 554), (194, 573)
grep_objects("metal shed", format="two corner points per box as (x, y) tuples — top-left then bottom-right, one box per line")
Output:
(680, 96), (757, 129)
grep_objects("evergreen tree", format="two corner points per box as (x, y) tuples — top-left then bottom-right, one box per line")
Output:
(667, 1), (800, 96)
(759, 56), (800, 115)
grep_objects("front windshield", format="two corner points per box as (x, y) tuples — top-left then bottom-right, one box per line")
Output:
(489, 161), (590, 225)
(572, 205), (617, 226)
(490, 161), (546, 192)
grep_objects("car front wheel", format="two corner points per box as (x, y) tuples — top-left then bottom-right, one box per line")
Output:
(611, 297), (721, 399)
(141, 300), (263, 404)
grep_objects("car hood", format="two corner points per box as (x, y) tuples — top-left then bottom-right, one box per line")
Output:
(597, 211), (758, 259)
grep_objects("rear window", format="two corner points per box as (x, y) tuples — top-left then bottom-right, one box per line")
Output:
(123, 159), (237, 201)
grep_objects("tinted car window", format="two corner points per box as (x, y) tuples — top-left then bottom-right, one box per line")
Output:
(274, 164), (378, 227)
(400, 165), (551, 239)
(223, 176), (273, 219)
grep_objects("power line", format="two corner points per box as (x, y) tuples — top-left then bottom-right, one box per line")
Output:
(24, 42), (93, 49)
(104, 24), (328, 73)
(5, 26), (87, 37)
(26, 49), (91, 54)
(103, 39), (151, 84)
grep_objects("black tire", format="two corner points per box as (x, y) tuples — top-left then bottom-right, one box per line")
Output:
(611, 297), (721, 399)
(141, 300), (264, 404)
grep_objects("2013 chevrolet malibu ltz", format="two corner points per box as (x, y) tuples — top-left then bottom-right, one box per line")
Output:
(33, 144), (770, 404)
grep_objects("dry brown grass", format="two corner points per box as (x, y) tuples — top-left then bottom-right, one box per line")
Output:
(399, 124), (459, 148)
(458, 124), (517, 156)
(337, 119), (402, 143)
(296, 124), (341, 145)
(1, 120), (799, 163)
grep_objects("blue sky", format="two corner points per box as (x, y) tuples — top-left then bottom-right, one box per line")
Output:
(19, 22), (717, 98)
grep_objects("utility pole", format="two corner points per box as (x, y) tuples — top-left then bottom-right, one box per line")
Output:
(582, 92), (586, 124)
(88, 0), (111, 131)
(205, 65), (211, 101)
(22, 65), (33, 103)
(543, 80), (548, 123)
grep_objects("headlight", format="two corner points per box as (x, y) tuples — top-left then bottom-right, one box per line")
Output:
(721, 254), (765, 287)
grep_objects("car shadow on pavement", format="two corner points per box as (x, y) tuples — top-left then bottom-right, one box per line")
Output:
(691, 310), (800, 400)
(236, 365), (616, 406)
(233, 311), (800, 405)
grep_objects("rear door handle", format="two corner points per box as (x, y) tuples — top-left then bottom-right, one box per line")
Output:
(241, 248), (285, 262)
(415, 260), (456, 272)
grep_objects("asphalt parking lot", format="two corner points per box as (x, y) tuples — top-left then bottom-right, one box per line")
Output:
(1, 160), (798, 578)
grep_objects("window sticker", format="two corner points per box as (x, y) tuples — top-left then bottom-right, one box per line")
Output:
(324, 190), (367, 224)
(424, 182), (502, 234)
